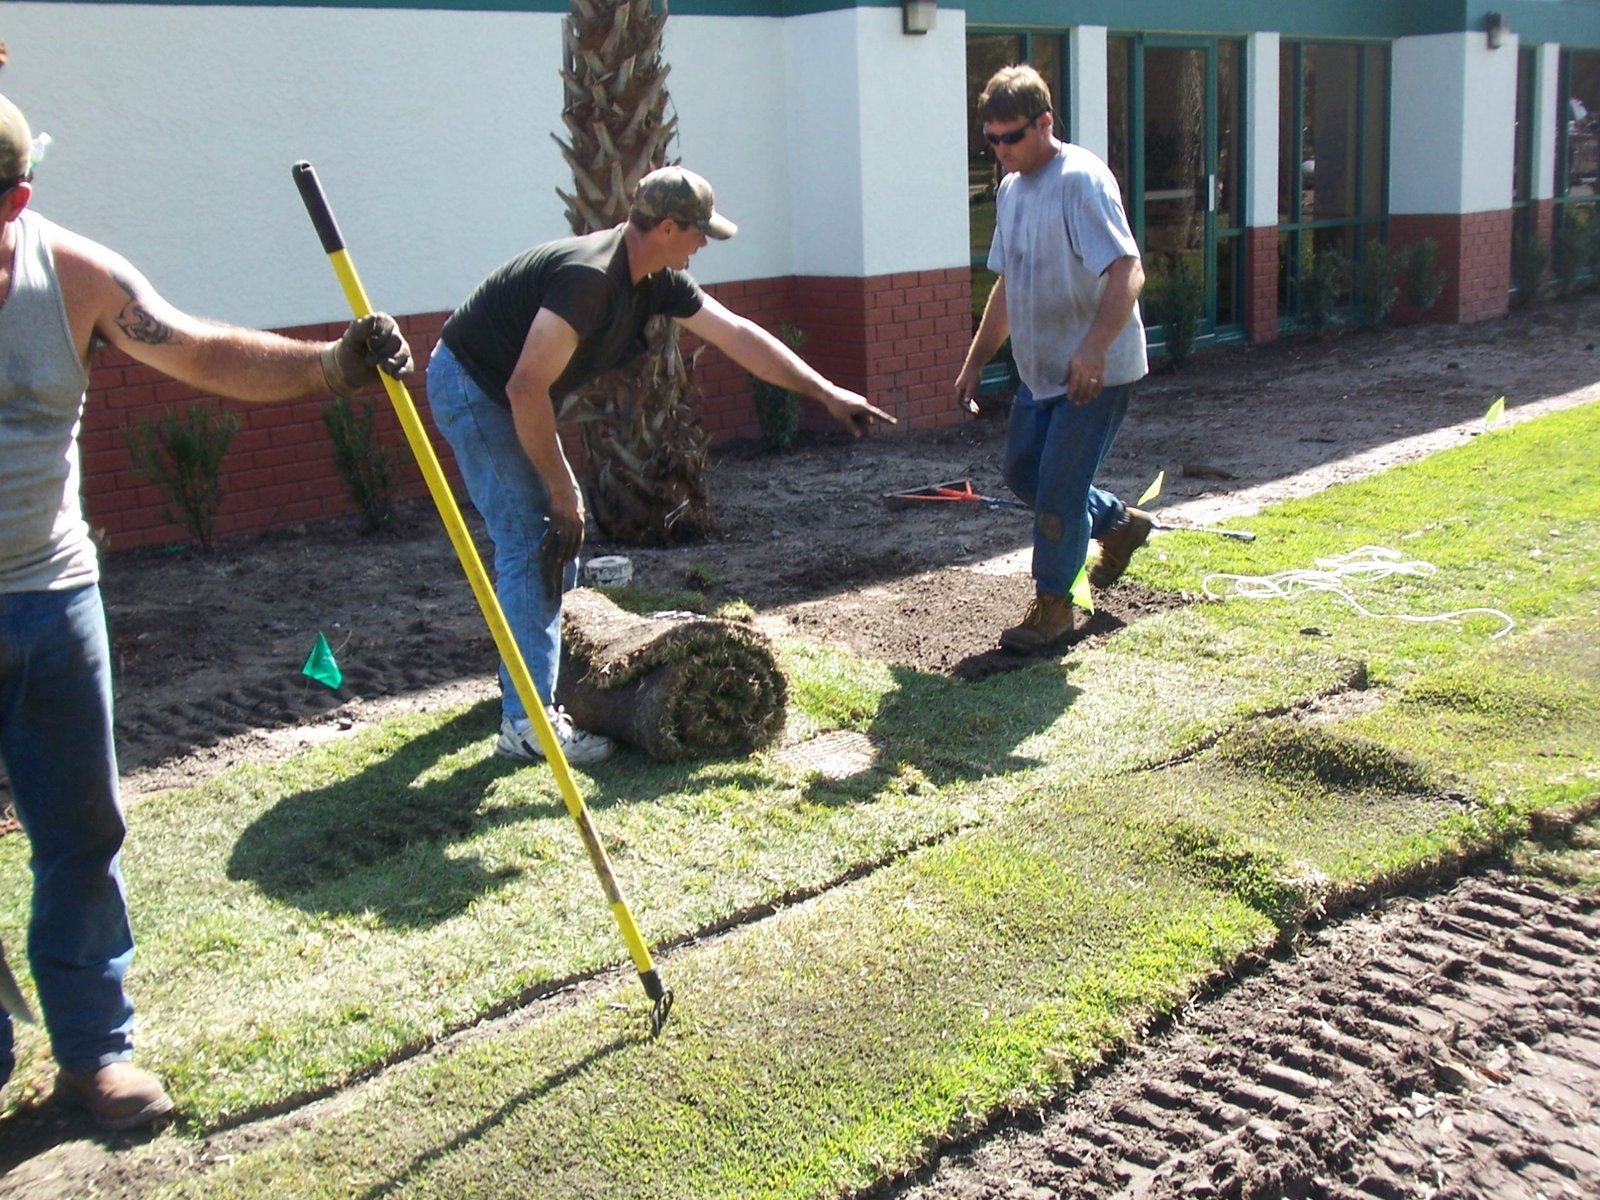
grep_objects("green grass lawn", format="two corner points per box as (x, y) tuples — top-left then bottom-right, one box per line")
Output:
(1, 401), (1596, 1197)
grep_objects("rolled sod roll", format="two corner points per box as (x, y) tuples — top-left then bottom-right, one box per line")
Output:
(555, 588), (787, 761)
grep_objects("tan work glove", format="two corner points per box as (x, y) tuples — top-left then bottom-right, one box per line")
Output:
(320, 313), (413, 396)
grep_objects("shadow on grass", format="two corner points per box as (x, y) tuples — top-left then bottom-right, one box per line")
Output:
(352, 1034), (634, 1200)
(226, 701), (563, 923)
(783, 658), (1081, 810)
(226, 646), (1080, 924)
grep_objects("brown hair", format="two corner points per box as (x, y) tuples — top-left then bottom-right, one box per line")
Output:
(977, 65), (1053, 126)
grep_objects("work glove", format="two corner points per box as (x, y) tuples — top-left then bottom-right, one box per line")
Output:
(541, 510), (584, 602)
(320, 313), (413, 396)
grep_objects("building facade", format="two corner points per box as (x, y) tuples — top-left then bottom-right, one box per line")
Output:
(4, 0), (1598, 548)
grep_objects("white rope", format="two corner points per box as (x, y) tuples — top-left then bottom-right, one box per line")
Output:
(1202, 546), (1515, 639)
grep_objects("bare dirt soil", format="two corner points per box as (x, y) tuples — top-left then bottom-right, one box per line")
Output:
(47, 292), (1600, 801)
(0, 294), (1597, 1196)
(888, 870), (1600, 1200)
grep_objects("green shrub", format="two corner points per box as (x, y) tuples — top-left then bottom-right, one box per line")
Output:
(1551, 218), (1593, 299)
(1299, 246), (1348, 338)
(1151, 253), (1204, 369)
(123, 403), (240, 553)
(1512, 232), (1549, 307)
(1584, 214), (1600, 284)
(1355, 240), (1399, 329)
(751, 322), (806, 452)
(1396, 237), (1446, 319)
(323, 395), (399, 533)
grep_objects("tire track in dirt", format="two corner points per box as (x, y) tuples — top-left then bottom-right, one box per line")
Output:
(886, 872), (1600, 1200)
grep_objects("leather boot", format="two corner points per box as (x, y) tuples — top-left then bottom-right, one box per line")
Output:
(999, 592), (1075, 652)
(1090, 506), (1153, 589)
(56, 1062), (175, 1132)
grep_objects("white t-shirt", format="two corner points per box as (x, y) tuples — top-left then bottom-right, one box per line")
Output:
(987, 141), (1148, 398)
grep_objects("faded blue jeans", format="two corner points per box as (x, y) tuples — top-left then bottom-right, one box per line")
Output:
(1002, 381), (1136, 598)
(0, 583), (136, 1088)
(427, 341), (576, 723)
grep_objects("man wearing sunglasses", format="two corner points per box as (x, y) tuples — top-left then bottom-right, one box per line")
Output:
(0, 92), (412, 1131)
(955, 65), (1151, 654)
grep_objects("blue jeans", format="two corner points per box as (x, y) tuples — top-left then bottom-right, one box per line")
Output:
(427, 341), (576, 723)
(1002, 381), (1135, 598)
(0, 584), (136, 1088)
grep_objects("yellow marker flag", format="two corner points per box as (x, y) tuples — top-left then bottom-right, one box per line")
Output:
(1071, 563), (1094, 615)
(1138, 470), (1165, 506)
(1484, 396), (1506, 428)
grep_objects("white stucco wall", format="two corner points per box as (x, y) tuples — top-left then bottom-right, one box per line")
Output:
(1068, 26), (1109, 163)
(4, 2), (968, 330)
(777, 6), (969, 279)
(1390, 31), (1518, 215)
(1532, 41), (1560, 202)
(5, 3), (569, 328)
(1245, 32), (1279, 228)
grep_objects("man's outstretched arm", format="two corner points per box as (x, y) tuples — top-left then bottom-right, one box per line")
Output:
(52, 227), (410, 402)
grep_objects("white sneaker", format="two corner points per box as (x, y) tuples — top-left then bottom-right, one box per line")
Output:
(495, 708), (615, 766)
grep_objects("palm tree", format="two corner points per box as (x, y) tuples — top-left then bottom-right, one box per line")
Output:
(553, 0), (717, 544)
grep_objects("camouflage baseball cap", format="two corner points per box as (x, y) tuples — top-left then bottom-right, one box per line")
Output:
(632, 166), (737, 240)
(0, 94), (32, 188)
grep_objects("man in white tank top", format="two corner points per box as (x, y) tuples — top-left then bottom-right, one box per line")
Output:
(955, 65), (1152, 654)
(0, 92), (412, 1131)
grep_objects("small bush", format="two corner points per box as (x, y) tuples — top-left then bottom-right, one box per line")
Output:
(1583, 215), (1600, 284)
(1355, 240), (1399, 329)
(1551, 220), (1586, 298)
(1299, 246), (1348, 338)
(1396, 237), (1446, 319)
(1151, 253), (1204, 369)
(323, 395), (399, 533)
(124, 403), (240, 553)
(751, 322), (807, 452)
(1511, 233), (1549, 307)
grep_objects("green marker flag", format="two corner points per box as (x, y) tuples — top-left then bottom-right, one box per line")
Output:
(1070, 562), (1094, 615)
(302, 631), (343, 690)
(1484, 396), (1506, 428)
(1138, 470), (1165, 506)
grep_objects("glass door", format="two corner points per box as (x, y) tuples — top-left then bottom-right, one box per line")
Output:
(1110, 36), (1245, 347)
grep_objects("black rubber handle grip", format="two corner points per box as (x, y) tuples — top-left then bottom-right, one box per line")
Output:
(293, 162), (346, 255)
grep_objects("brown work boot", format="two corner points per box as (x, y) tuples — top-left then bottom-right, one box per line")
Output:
(1090, 506), (1153, 589)
(56, 1062), (175, 1132)
(998, 592), (1075, 653)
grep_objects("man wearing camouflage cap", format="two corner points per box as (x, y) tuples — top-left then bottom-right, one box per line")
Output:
(429, 165), (893, 767)
(0, 91), (413, 1131)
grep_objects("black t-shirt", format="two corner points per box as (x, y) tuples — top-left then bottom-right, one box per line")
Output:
(439, 225), (703, 409)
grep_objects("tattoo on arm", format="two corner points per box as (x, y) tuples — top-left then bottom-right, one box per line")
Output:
(111, 271), (177, 345)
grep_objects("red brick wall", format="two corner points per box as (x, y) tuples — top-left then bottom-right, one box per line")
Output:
(80, 268), (973, 552)
(1243, 226), (1279, 344)
(1388, 211), (1513, 324)
(81, 312), (456, 554)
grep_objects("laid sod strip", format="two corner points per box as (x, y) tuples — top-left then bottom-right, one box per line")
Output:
(0, 632), (1350, 1125)
(1138, 400), (1600, 685)
(141, 716), (1546, 1200)
(1343, 614), (1600, 813)
(149, 794), (1283, 1200)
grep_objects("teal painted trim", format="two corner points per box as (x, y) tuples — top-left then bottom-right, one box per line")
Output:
(968, 1), (1600, 47)
(24, 0), (895, 15)
(40, 0), (1600, 46)
(13, 0), (944, 14)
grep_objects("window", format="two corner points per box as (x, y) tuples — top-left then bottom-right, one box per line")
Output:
(1277, 41), (1389, 326)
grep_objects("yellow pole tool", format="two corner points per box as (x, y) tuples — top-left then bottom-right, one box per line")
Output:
(292, 162), (672, 1035)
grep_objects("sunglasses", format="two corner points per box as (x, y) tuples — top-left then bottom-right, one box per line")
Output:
(0, 168), (34, 195)
(983, 110), (1049, 146)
